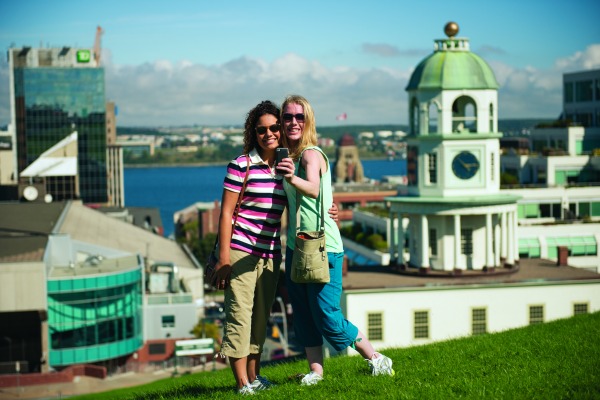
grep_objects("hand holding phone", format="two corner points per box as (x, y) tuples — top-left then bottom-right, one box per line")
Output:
(275, 148), (289, 167)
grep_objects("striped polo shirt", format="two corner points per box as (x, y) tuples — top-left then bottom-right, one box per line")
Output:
(223, 149), (286, 259)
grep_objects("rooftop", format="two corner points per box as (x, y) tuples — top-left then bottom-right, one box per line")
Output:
(342, 258), (600, 291)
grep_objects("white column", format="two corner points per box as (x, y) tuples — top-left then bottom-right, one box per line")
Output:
(421, 214), (429, 268)
(494, 214), (501, 267)
(397, 214), (405, 264)
(501, 212), (508, 261)
(389, 211), (396, 262)
(513, 209), (519, 264)
(486, 213), (494, 267)
(507, 211), (515, 265)
(454, 214), (461, 270)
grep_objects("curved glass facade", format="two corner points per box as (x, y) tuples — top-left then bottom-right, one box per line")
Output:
(47, 268), (143, 367)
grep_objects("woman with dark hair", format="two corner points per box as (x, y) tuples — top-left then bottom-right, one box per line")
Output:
(210, 100), (285, 395)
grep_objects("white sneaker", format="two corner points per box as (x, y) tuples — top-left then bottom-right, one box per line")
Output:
(368, 353), (395, 376)
(250, 375), (274, 391)
(300, 371), (323, 386)
(238, 384), (255, 395)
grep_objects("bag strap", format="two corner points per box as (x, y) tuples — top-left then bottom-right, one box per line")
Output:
(232, 154), (250, 230)
(295, 152), (325, 234)
(211, 154), (250, 250)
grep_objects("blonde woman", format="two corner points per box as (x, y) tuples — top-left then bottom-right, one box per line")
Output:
(276, 95), (395, 385)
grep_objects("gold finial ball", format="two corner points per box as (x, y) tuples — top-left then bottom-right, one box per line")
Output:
(444, 22), (459, 38)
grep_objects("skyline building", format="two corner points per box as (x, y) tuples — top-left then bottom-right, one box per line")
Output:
(8, 46), (109, 203)
(563, 69), (600, 129)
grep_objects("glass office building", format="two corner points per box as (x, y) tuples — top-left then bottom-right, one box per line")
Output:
(10, 47), (108, 203)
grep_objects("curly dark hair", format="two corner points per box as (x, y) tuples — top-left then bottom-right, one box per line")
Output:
(243, 100), (281, 154)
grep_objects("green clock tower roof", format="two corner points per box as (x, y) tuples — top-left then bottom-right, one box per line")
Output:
(406, 24), (499, 91)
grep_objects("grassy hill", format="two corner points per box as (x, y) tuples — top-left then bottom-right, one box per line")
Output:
(71, 312), (600, 399)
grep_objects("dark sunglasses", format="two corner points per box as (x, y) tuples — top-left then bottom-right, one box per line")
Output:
(256, 124), (280, 134)
(282, 113), (305, 122)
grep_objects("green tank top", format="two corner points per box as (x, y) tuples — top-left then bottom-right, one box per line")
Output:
(283, 146), (343, 252)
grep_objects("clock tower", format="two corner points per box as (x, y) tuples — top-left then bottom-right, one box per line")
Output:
(388, 22), (520, 273)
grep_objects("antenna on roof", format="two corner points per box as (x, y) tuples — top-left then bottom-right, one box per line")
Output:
(93, 26), (104, 65)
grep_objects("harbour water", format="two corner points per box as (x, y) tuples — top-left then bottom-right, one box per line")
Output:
(124, 159), (407, 237)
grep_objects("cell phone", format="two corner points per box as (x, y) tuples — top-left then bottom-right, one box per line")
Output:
(275, 148), (289, 167)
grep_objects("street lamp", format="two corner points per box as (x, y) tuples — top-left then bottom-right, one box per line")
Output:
(274, 297), (288, 357)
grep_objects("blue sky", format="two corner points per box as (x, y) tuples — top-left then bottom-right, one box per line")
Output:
(1, 0), (599, 127)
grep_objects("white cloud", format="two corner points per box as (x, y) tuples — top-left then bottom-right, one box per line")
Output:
(486, 43), (600, 120)
(0, 45), (598, 128)
(555, 44), (600, 71)
(103, 53), (410, 126)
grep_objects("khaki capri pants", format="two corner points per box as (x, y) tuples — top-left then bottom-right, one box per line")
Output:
(219, 248), (281, 358)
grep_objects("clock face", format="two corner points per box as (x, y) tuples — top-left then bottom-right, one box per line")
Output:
(452, 151), (480, 180)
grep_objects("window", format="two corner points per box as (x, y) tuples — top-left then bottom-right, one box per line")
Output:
(472, 308), (487, 335)
(574, 303), (589, 315)
(407, 146), (419, 186)
(529, 305), (544, 325)
(162, 315), (175, 328)
(367, 312), (383, 341)
(429, 229), (438, 256)
(427, 153), (437, 184)
(564, 82), (574, 103)
(546, 236), (597, 258)
(519, 238), (541, 258)
(555, 170), (580, 185)
(489, 103), (494, 133)
(461, 229), (473, 255)
(490, 153), (494, 181)
(428, 102), (438, 134)
(575, 80), (593, 102)
(518, 204), (540, 219)
(411, 98), (420, 135)
(414, 310), (429, 339)
(48, 281), (141, 350)
(452, 96), (477, 133)
(149, 343), (166, 355)
(539, 203), (562, 219)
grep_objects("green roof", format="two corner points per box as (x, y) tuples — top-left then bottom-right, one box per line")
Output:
(406, 40), (499, 91)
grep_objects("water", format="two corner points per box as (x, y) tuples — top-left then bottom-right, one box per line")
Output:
(124, 159), (406, 237)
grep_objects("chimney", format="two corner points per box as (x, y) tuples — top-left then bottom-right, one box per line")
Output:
(557, 246), (569, 266)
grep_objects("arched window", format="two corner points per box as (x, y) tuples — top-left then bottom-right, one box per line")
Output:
(489, 103), (494, 133)
(428, 102), (438, 134)
(411, 97), (419, 135)
(452, 96), (477, 133)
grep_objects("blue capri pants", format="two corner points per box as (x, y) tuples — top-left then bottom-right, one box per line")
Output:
(285, 246), (359, 351)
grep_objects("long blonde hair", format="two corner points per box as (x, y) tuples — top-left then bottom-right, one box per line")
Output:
(280, 94), (317, 161)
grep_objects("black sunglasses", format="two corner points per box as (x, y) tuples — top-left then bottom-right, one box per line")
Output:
(282, 113), (305, 122)
(256, 124), (280, 134)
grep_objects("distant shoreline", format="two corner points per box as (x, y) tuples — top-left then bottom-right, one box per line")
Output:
(124, 156), (393, 168)
(124, 162), (229, 168)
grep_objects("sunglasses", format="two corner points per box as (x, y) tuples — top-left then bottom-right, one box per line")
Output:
(282, 113), (305, 122)
(256, 124), (280, 134)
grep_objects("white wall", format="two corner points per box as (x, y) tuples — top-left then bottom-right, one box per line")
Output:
(339, 281), (600, 355)
(0, 262), (47, 311)
(144, 302), (198, 341)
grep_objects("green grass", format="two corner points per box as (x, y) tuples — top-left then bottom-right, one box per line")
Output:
(72, 312), (600, 399)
